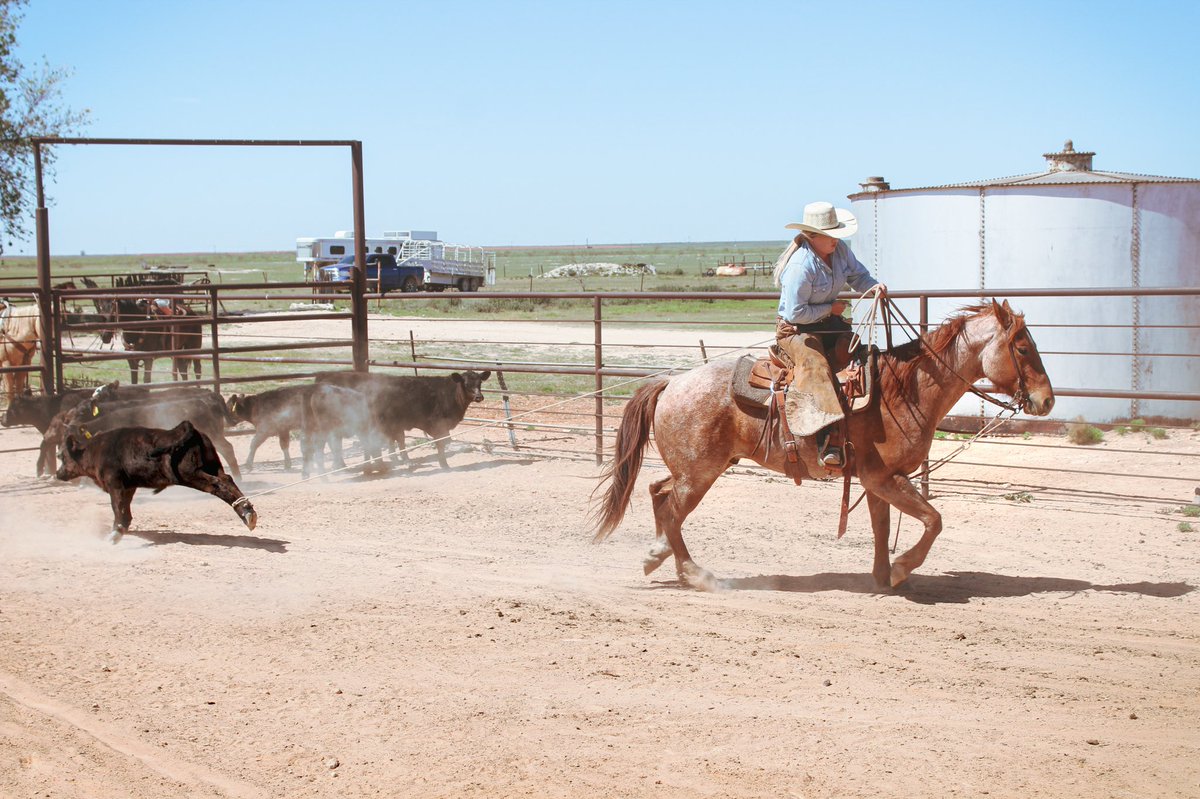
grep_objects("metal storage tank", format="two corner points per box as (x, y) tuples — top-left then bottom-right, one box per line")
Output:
(848, 141), (1200, 423)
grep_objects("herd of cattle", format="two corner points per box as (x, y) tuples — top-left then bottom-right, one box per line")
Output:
(1, 369), (493, 542)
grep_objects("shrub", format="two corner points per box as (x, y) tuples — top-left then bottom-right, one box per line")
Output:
(1179, 522), (1195, 533)
(1148, 427), (1168, 440)
(1066, 416), (1104, 445)
(1182, 505), (1200, 518)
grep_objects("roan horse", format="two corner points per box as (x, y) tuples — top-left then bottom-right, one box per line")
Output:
(84, 277), (203, 383)
(592, 300), (1055, 591)
(0, 298), (43, 402)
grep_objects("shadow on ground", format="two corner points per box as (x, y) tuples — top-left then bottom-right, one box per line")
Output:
(651, 571), (1195, 604)
(124, 528), (289, 553)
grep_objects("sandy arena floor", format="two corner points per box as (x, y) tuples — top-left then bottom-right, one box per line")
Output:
(1, 318), (1198, 798)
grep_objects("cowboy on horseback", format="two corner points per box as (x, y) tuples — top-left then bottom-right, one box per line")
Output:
(772, 201), (885, 469)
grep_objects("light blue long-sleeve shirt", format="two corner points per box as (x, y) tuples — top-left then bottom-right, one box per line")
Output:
(776, 240), (878, 325)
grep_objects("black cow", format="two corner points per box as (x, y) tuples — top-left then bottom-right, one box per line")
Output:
(50, 394), (241, 478)
(2, 384), (160, 475)
(56, 420), (257, 544)
(315, 370), (490, 469)
(2, 388), (94, 475)
(88, 380), (214, 406)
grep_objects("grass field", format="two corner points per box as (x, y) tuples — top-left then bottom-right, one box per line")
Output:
(0, 241), (785, 289)
(0, 241), (789, 323)
(0, 242), (788, 396)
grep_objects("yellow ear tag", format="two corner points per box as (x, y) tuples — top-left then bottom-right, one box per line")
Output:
(82, 426), (93, 440)
(92, 405), (100, 417)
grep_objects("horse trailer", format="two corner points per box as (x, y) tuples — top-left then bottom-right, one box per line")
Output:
(297, 230), (496, 291)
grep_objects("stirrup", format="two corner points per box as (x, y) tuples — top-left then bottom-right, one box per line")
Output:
(819, 447), (843, 468)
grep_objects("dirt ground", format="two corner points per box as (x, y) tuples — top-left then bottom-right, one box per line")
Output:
(1, 317), (1198, 798)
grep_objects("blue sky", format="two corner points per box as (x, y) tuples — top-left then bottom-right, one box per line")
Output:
(12, 0), (1200, 254)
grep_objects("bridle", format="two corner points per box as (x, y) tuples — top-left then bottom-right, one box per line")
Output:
(882, 297), (1030, 413)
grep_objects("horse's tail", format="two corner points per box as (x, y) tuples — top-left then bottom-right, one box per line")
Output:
(591, 378), (669, 543)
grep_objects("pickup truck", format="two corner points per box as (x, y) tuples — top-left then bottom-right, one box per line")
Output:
(317, 253), (421, 293)
(317, 252), (487, 292)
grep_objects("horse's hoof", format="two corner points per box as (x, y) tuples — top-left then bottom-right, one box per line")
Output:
(680, 563), (721, 592)
(236, 503), (257, 531)
(106, 529), (124, 545)
(890, 563), (911, 588)
(643, 542), (672, 575)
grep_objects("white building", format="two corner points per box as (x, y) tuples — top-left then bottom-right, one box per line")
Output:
(848, 141), (1200, 423)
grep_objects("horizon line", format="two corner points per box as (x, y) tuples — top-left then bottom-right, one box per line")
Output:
(1, 239), (787, 260)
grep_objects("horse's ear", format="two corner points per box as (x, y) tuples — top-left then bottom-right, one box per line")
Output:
(992, 298), (1012, 329)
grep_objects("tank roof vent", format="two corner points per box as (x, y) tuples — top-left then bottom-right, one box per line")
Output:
(1043, 139), (1095, 172)
(859, 176), (890, 191)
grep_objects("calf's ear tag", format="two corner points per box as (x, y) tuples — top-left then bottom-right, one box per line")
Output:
(81, 426), (93, 440)
(92, 405), (100, 417)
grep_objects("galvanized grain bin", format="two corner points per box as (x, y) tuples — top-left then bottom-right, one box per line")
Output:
(848, 141), (1200, 423)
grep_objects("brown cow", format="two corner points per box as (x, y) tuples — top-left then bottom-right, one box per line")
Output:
(56, 420), (257, 544)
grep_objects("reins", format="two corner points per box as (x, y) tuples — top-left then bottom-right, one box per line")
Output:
(882, 298), (1028, 413)
(840, 292), (1031, 541)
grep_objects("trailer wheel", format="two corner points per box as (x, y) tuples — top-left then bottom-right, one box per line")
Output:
(402, 276), (420, 293)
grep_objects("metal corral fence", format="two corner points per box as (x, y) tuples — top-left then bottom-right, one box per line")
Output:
(2, 282), (1198, 505)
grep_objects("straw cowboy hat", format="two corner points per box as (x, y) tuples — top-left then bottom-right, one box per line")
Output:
(785, 201), (858, 239)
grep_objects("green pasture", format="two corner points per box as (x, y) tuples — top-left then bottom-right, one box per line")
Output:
(0, 241), (787, 324)
(1, 242), (783, 396)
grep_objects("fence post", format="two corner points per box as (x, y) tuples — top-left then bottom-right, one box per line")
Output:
(350, 142), (369, 373)
(920, 294), (930, 499)
(594, 295), (604, 466)
(495, 368), (518, 449)
(51, 290), (65, 392)
(34, 143), (56, 394)
(208, 286), (222, 393)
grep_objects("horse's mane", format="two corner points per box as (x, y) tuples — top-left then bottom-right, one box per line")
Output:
(878, 304), (1007, 405)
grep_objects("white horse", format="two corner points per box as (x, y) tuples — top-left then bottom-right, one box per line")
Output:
(0, 299), (43, 403)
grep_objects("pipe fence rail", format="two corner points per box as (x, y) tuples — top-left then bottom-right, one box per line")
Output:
(3, 279), (1198, 508)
